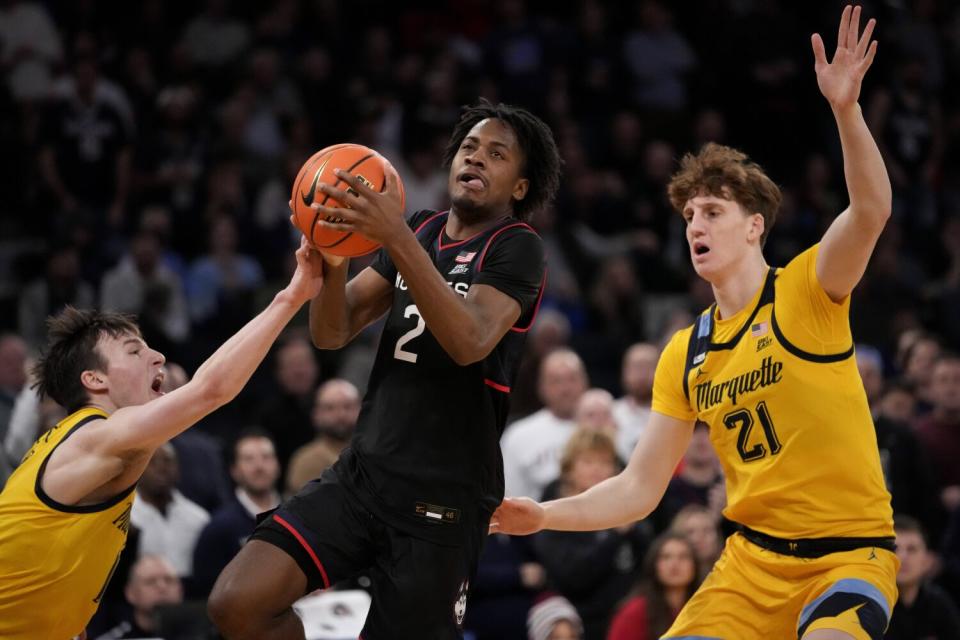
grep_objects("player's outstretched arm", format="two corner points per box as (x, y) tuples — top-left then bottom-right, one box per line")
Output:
(490, 412), (694, 535)
(103, 239), (324, 452)
(812, 5), (891, 302)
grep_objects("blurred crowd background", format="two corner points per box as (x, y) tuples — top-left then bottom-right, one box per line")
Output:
(2, 0), (960, 638)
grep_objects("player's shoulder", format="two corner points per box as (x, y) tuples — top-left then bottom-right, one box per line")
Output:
(407, 209), (447, 233)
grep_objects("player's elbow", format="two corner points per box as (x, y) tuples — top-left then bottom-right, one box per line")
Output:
(192, 375), (233, 409)
(449, 334), (493, 366)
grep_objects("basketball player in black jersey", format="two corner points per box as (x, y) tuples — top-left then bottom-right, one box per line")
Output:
(208, 100), (562, 640)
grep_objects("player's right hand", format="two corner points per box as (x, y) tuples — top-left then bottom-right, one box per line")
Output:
(288, 209), (347, 267)
(286, 236), (325, 303)
(489, 497), (546, 536)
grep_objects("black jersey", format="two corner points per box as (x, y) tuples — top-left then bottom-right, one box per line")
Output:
(334, 210), (545, 545)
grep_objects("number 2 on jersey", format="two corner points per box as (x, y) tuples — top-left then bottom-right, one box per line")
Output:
(722, 401), (783, 462)
(394, 304), (425, 363)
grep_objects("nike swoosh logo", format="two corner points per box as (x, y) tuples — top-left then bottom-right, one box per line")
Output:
(301, 157), (332, 207)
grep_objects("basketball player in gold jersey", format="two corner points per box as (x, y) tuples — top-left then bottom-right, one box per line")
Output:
(492, 6), (895, 639)
(0, 240), (324, 640)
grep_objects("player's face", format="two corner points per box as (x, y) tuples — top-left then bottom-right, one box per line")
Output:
(656, 538), (697, 589)
(682, 194), (764, 282)
(232, 437), (279, 494)
(449, 118), (529, 220)
(95, 333), (166, 408)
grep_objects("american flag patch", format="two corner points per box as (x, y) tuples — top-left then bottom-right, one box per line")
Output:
(751, 322), (769, 338)
(455, 251), (477, 264)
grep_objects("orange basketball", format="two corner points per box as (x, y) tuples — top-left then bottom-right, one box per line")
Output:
(290, 143), (406, 257)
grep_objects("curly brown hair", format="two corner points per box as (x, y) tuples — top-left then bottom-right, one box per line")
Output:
(667, 143), (782, 246)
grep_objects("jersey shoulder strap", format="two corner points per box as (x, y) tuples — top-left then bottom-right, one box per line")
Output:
(681, 268), (778, 402)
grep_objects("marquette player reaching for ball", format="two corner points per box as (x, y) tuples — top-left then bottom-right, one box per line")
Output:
(0, 243), (323, 640)
(493, 7), (896, 640)
(208, 101), (560, 640)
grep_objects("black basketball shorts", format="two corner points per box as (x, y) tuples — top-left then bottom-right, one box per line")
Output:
(250, 469), (487, 640)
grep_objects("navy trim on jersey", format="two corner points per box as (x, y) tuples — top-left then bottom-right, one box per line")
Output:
(681, 266), (850, 400)
(34, 413), (137, 514)
(708, 269), (776, 351)
(770, 306), (854, 363)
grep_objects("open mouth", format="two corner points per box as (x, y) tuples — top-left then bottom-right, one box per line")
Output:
(693, 242), (710, 256)
(151, 373), (164, 393)
(457, 171), (486, 191)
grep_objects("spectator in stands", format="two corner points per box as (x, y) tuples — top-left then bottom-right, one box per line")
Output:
(914, 353), (960, 513)
(192, 429), (280, 597)
(18, 244), (95, 351)
(612, 343), (658, 461)
(38, 40), (132, 232)
(857, 345), (940, 534)
(533, 430), (650, 640)
(256, 332), (319, 472)
(131, 444), (210, 580)
(886, 516), (960, 640)
(503, 349), (588, 499)
(511, 310), (573, 419)
(606, 532), (700, 640)
(286, 379), (360, 495)
(879, 379), (917, 424)
(93, 555), (183, 640)
(901, 331), (942, 412)
(466, 532), (546, 640)
(186, 214), (264, 341)
(651, 423), (723, 534)
(669, 505), (721, 578)
(0, 334), (27, 484)
(526, 594), (583, 640)
(159, 363), (230, 513)
(100, 230), (190, 354)
(574, 388), (618, 439)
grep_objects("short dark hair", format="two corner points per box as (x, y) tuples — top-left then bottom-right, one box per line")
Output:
(442, 99), (562, 222)
(32, 307), (141, 412)
(894, 514), (928, 547)
(228, 427), (276, 467)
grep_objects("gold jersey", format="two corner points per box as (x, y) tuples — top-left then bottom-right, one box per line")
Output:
(0, 407), (135, 640)
(653, 245), (893, 539)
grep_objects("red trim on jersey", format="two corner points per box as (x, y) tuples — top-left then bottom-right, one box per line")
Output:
(414, 211), (448, 236)
(476, 222), (536, 270)
(484, 379), (511, 393)
(510, 269), (547, 333)
(273, 514), (331, 589)
(437, 222), (496, 251)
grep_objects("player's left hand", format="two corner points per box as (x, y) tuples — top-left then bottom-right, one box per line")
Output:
(312, 164), (406, 247)
(811, 5), (877, 111)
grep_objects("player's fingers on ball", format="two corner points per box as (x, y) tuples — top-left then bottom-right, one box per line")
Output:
(334, 168), (376, 197)
(317, 182), (357, 205)
(317, 219), (353, 233)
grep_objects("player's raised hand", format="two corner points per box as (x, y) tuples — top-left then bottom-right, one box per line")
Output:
(312, 163), (406, 246)
(811, 5), (877, 111)
(286, 236), (325, 303)
(489, 497), (546, 536)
